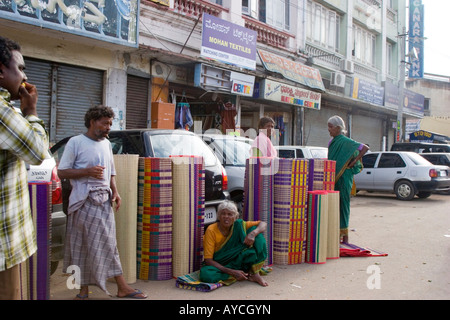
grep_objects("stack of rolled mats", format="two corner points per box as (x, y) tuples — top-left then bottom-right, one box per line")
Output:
(243, 157), (276, 264)
(273, 158), (309, 265)
(137, 157), (173, 280)
(20, 182), (52, 300)
(171, 156), (205, 278)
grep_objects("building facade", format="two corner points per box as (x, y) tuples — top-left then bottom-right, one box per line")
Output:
(1, 0), (425, 151)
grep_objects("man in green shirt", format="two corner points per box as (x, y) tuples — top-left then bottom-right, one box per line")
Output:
(0, 36), (49, 299)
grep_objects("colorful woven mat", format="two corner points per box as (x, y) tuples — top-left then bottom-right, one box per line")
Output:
(340, 242), (388, 257)
(137, 157), (173, 280)
(171, 156), (205, 278)
(20, 182), (52, 300)
(273, 158), (309, 265)
(308, 159), (336, 191)
(306, 190), (329, 264)
(243, 157), (275, 264)
(175, 270), (223, 292)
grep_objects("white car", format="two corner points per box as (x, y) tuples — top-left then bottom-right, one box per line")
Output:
(275, 145), (328, 159)
(354, 151), (450, 200)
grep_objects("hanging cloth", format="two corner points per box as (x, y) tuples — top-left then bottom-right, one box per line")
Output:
(175, 102), (194, 130)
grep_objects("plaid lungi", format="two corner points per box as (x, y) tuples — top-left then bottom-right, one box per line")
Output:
(63, 188), (123, 296)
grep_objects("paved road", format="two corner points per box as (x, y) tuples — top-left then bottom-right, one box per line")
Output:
(49, 192), (450, 301)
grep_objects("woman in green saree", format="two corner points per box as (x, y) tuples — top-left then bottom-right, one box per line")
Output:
(200, 200), (269, 287)
(327, 116), (369, 243)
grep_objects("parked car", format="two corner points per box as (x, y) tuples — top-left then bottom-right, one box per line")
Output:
(391, 142), (450, 153)
(275, 145), (328, 159)
(201, 133), (253, 214)
(354, 151), (450, 200)
(27, 151), (66, 275)
(420, 152), (450, 167)
(420, 153), (450, 195)
(51, 129), (229, 225)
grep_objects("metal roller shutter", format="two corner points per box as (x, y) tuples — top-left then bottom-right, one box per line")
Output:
(304, 107), (347, 147)
(56, 64), (103, 141)
(351, 114), (383, 151)
(22, 59), (52, 132)
(126, 75), (149, 129)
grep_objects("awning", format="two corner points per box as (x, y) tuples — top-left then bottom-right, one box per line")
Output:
(257, 49), (325, 92)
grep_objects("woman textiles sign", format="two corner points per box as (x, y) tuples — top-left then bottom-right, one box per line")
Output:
(259, 79), (321, 110)
(0, 0), (139, 47)
(201, 13), (257, 70)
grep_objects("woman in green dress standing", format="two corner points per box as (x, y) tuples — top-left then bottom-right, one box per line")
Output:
(327, 116), (369, 243)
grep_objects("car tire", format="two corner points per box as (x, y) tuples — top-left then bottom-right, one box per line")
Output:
(231, 193), (244, 218)
(417, 191), (432, 199)
(394, 180), (415, 200)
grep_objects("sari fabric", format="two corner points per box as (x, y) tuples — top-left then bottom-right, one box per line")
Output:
(328, 135), (363, 234)
(199, 219), (267, 285)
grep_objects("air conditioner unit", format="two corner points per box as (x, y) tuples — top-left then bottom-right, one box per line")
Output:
(330, 72), (346, 88)
(340, 59), (354, 74)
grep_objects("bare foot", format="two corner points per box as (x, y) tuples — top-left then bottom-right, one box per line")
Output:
(248, 273), (268, 287)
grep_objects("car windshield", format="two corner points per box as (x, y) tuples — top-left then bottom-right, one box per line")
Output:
(211, 137), (252, 166)
(310, 148), (328, 158)
(406, 152), (432, 165)
(148, 133), (217, 167)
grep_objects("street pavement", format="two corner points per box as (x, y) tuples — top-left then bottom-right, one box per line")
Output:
(48, 192), (450, 302)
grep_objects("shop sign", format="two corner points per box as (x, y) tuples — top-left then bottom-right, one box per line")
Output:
(194, 63), (255, 97)
(257, 49), (325, 91)
(384, 81), (424, 116)
(351, 77), (384, 106)
(201, 13), (257, 70)
(409, 130), (434, 142)
(409, 0), (424, 78)
(0, 0), (139, 47)
(259, 79), (321, 110)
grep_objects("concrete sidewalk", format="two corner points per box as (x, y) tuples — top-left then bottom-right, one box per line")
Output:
(48, 192), (450, 301)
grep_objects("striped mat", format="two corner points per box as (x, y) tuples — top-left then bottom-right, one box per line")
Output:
(137, 157), (173, 280)
(243, 157), (275, 265)
(340, 242), (388, 257)
(273, 158), (309, 265)
(306, 190), (329, 264)
(326, 191), (340, 260)
(171, 156), (205, 278)
(20, 182), (52, 300)
(113, 154), (139, 284)
(308, 159), (336, 191)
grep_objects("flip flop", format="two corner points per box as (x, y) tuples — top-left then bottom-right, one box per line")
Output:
(117, 289), (147, 299)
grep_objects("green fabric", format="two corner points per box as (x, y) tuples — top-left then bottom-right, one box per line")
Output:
(328, 134), (362, 230)
(199, 219), (267, 284)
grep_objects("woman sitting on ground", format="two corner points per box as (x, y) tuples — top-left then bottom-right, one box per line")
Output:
(200, 200), (269, 287)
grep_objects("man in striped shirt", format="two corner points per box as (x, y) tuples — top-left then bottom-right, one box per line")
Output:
(0, 36), (49, 299)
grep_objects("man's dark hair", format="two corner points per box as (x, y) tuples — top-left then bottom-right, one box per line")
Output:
(84, 105), (115, 128)
(0, 36), (21, 68)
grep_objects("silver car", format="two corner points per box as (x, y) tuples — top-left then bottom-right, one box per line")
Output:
(354, 151), (450, 200)
(201, 134), (253, 213)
